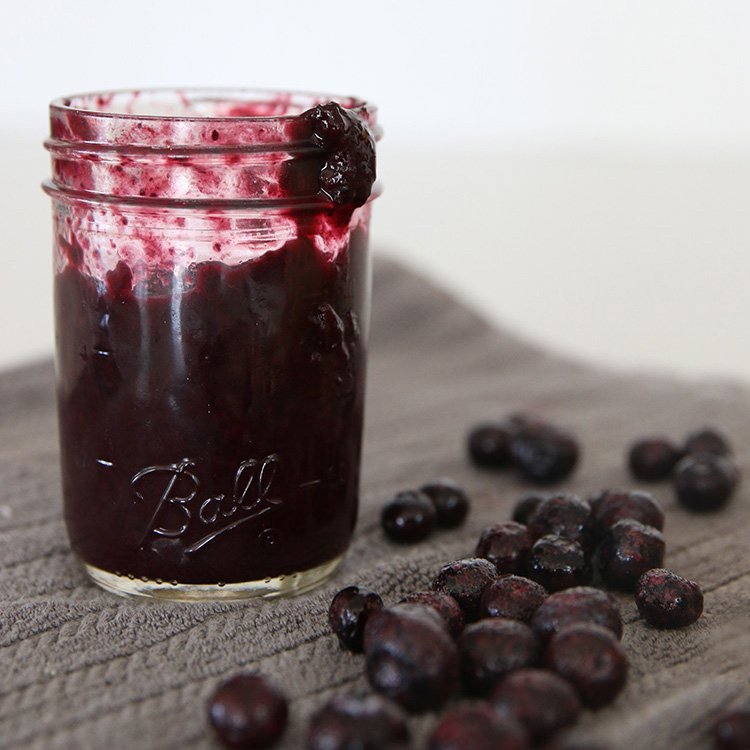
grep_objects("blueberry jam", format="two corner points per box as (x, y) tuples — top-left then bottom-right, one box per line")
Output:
(56, 231), (369, 584)
(47, 90), (379, 588)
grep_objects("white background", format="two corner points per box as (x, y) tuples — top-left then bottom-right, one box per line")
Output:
(3, 0), (750, 378)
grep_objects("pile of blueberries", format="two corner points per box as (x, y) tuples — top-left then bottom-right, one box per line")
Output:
(309, 487), (705, 750)
(204, 417), (748, 750)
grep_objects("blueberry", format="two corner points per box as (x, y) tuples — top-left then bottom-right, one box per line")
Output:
(713, 708), (750, 750)
(675, 453), (739, 512)
(420, 478), (470, 528)
(684, 427), (732, 457)
(427, 703), (529, 750)
(364, 605), (459, 712)
(480, 575), (548, 622)
(545, 623), (629, 709)
(381, 490), (436, 543)
(596, 519), (665, 591)
(510, 421), (580, 484)
(475, 521), (533, 574)
(491, 668), (582, 741)
(512, 494), (548, 525)
(399, 591), (465, 637)
(306, 694), (410, 750)
(530, 586), (622, 641)
(528, 494), (593, 549)
(589, 490), (665, 534)
(328, 585), (384, 652)
(468, 423), (515, 468)
(458, 618), (540, 695)
(390, 602), (451, 632)
(527, 535), (592, 592)
(208, 673), (287, 749)
(431, 558), (498, 622)
(635, 568), (704, 629)
(628, 437), (681, 481)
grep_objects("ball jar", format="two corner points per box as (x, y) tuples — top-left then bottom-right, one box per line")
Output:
(43, 89), (380, 600)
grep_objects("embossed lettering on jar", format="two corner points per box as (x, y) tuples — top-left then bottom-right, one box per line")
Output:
(44, 89), (381, 599)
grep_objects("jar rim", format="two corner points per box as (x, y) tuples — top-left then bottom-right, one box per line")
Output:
(49, 87), (371, 123)
(45, 87), (381, 210)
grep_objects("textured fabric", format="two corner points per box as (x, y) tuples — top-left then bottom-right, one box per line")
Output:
(0, 258), (748, 750)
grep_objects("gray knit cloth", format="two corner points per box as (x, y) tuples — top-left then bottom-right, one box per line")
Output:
(0, 258), (748, 749)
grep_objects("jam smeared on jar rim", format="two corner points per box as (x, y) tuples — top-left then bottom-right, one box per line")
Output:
(46, 89), (380, 280)
(299, 102), (377, 208)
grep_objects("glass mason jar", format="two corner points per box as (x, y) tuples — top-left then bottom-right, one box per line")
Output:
(43, 89), (380, 600)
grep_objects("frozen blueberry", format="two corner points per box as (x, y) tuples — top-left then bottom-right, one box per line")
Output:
(628, 437), (681, 481)
(528, 494), (593, 549)
(364, 605), (459, 712)
(713, 708), (750, 750)
(427, 703), (529, 750)
(527, 535), (592, 592)
(475, 521), (533, 574)
(458, 618), (540, 695)
(468, 423), (515, 468)
(596, 519), (665, 591)
(381, 490), (436, 543)
(684, 427), (732, 457)
(589, 490), (665, 535)
(545, 623), (629, 709)
(431, 558), (498, 622)
(208, 673), (288, 749)
(675, 454), (739, 512)
(390, 601), (454, 633)
(510, 422), (580, 484)
(420, 478), (471, 528)
(512, 494), (547, 525)
(400, 591), (465, 637)
(634, 568), (704, 628)
(480, 575), (548, 622)
(491, 668), (582, 741)
(306, 694), (410, 750)
(530, 586), (622, 641)
(328, 585), (384, 652)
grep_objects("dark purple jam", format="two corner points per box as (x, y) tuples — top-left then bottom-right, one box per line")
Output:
(55, 230), (368, 584)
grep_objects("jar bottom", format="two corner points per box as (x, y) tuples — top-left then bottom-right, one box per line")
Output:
(83, 555), (343, 602)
